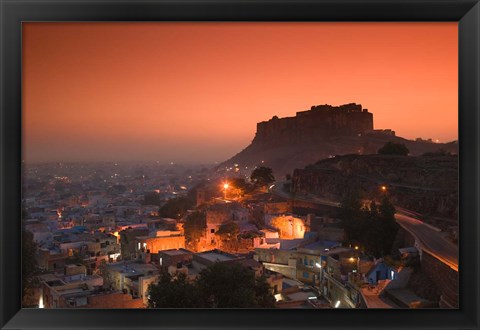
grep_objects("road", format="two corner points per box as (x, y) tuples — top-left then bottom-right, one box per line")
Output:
(395, 213), (458, 271)
(271, 182), (459, 271)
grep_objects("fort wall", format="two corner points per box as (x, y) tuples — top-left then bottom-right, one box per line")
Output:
(253, 103), (373, 144)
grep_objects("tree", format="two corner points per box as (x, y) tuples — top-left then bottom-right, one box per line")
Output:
(22, 230), (39, 307)
(147, 262), (275, 308)
(184, 211), (207, 250)
(196, 262), (275, 308)
(340, 190), (364, 242)
(378, 142), (410, 156)
(340, 192), (399, 258)
(250, 166), (275, 187)
(215, 221), (239, 241)
(376, 196), (399, 256)
(229, 177), (253, 196)
(147, 271), (199, 308)
(159, 196), (194, 219)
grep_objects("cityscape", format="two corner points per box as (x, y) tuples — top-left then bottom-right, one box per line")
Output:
(22, 22), (458, 309)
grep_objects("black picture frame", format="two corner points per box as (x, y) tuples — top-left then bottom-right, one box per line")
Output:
(1, 0), (479, 329)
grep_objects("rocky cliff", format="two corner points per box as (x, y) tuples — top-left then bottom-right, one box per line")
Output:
(220, 103), (458, 176)
(291, 154), (458, 229)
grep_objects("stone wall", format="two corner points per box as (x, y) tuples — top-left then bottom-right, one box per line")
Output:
(421, 251), (459, 308)
(393, 228), (458, 308)
(291, 154), (458, 224)
(254, 103), (373, 145)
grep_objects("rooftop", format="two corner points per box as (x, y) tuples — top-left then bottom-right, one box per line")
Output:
(197, 252), (236, 263)
(107, 261), (158, 275)
(302, 240), (340, 252)
(160, 249), (192, 256)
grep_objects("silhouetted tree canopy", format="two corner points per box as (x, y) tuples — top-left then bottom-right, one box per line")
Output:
(159, 196), (194, 219)
(22, 230), (39, 307)
(378, 142), (409, 156)
(147, 271), (200, 308)
(147, 262), (275, 308)
(196, 262), (274, 308)
(229, 177), (254, 196)
(340, 192), (399, 258)
(250, 166), (275, 187)
(215, 221), (239, 241)
(184, 211), (206, 250)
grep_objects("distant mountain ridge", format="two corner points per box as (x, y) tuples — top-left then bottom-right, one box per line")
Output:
(220, 103), (458, 176)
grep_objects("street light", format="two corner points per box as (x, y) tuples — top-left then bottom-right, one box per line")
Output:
(223, 183), (229, 199)
(349, 256), (360, 273)
(380, 185), (387, 192)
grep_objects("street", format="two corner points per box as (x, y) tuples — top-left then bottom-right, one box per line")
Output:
(271, 182), (459, 271)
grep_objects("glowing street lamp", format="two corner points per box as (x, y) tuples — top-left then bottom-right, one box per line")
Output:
(223, 183), (229, 199)
(349, 256), (360, 272)
(380, 185), (387, 192)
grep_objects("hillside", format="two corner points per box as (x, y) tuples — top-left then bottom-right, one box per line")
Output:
(291, 154), (458, 230)
(221, 130), (458, 178)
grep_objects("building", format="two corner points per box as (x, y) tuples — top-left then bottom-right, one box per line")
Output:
(39, 272), (103, 308)
(254, 103), (373, 145)
(104, 261), (160, 305)
(158, 248), (193, 271)
(266, 214), (305, 239)
(119, 227), (150, 260)
(135, 230), (186, 255)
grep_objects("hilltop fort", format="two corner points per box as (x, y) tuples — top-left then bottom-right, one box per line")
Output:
(253, 103), (374, 145)
(220, 103), (457, 176)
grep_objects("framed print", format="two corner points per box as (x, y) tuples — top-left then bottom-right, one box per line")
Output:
(1, 0), (479, 330)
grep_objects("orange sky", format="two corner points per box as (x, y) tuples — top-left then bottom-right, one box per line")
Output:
(22, 22), (458, 163)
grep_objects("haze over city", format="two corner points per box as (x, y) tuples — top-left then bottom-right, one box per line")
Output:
(21, 22), (460, 311)
(22, 22), (457, 163)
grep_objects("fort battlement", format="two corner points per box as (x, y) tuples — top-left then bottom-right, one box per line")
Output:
(253, 103), (373, 145)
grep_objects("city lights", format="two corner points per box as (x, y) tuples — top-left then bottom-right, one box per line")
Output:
(19, 22), (459, 312)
